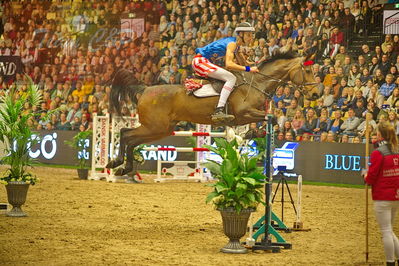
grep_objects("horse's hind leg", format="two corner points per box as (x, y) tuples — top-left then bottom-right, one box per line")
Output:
(112, 124), (173, 175)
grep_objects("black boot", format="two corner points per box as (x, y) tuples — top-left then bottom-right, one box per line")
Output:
(211, 106), (235, 123)
(386, 261), (395, 266)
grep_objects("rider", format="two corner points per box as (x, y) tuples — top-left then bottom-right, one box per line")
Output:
(192, 22), (259, 123)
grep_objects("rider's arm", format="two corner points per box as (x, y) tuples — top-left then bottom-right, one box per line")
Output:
(225, 42), (249, 72)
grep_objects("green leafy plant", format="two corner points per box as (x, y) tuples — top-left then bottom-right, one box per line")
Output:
(133, 144), (146, 164)
(64, 130), (92, 169)
(253, 137), (266, 160)
(0, 76), (43, 185)
(204, 138), (265, 213)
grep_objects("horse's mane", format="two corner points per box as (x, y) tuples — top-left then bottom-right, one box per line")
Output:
(259, 49), (299, 69)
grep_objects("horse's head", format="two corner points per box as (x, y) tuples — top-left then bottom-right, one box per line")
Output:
(288, 53), (319, 100)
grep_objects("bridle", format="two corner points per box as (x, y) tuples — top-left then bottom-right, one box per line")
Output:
(239, 60), (318, 98)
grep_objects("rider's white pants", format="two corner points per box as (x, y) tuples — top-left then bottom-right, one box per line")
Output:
(192, 55), (236, 108)
(207, 67), (237, 108)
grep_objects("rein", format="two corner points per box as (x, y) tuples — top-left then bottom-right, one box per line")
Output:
(252, 62), (317, 97)
(235, 59), (318, 101)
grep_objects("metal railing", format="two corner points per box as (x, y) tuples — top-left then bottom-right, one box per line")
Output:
(384, 11), (399, 35)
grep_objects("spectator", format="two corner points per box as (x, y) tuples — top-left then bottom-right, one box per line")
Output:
(347, 64), (361, 87)
(387, 88), (399, 108)
(380, 74), (397, 99)
(381, 34), (393, 54)
(379, 54), (392, 76)
(320, 86), (334, 110)
(286, 98), (301, 121)
(388, 111), (399, 135)
(341, 8), (355, 40)
(341, 108), (361, 136)
(366, 99), (381, 121)
(67, 102), (82, 124)
(282, 120), (296, 139)
(323, 66), (336, 87)
(55, 113), (72, 130)
(353, 78), (365, 95)
(291, 110), (305, 134)
(326, 132), (336, 142)
(334, 46), (348, 66)
(360, 68), (373, 85)
(285, 131), (294, 141)
(341, 134), (350, 143)
(299, 108), (318, 135)
(330, 27), (345, 57)
(329, 109), (344, 134)
(360, 44), (374, 64)
(337, 87), (349, 109)
(314, 110), (330, 135)
(273, 86), (285, 105)
(374, 69), (386, 87)
(353, 99), (367, 118)
(357, 113), (377, 138)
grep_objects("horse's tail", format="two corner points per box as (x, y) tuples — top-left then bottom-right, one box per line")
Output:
(110, 69), (144, 116)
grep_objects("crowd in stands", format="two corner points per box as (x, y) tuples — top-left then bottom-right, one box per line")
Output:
(0, 0), (398, 143)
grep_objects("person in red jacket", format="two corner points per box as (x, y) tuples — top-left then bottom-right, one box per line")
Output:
(365, 121), (399, 266)
(330, 27), (345, 58)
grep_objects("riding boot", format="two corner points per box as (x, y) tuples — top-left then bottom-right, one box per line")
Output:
(211, 106), (235, 123)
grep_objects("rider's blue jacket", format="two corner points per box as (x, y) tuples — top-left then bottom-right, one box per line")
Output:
(195, 37), (236, 64)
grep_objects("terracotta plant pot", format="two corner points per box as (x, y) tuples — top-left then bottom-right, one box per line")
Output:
(5, 182), (30, 217)
(77, 169), (89, 180)
(219, 208), (253, 254)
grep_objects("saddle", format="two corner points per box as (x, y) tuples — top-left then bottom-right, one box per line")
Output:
(184, 77), (225, 98)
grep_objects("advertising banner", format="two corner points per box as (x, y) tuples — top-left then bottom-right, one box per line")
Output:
(383, 10), (399, 34)
(0, 130), (375, 185)
(277, 141), (372, 185)
(0, 56), (23, 81)
(121, 18), (145, 38)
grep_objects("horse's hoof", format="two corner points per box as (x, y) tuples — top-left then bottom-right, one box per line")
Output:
(106, 159), (123, 169)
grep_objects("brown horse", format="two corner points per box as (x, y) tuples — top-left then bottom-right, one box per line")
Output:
(106, 50), (318, 175)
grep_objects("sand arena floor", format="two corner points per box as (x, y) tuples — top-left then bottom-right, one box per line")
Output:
(0, 166), (397, 265)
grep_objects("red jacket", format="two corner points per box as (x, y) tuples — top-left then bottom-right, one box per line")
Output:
(365, 143), (399, 201)
(330, 31), (344, 45)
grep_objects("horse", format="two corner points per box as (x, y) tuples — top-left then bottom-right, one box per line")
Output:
(106, 50), (319, 175)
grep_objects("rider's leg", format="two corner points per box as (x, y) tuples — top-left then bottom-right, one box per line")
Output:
(207, 67), (237, 122)
(191, 56), (236, 122)
(207, 67), (237, 108)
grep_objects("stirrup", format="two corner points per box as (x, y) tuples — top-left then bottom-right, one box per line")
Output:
(211, 107), (235, 123)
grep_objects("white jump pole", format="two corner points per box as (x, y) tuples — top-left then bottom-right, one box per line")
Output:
(293, 175), (303, 229)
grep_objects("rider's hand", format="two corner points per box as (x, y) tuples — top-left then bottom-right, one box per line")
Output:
(250, 66), (259, 73)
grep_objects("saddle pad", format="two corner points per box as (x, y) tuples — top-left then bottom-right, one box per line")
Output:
(193, 84), (220, 97)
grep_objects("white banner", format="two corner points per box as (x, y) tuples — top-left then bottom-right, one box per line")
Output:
(121, 18), (145, 38)
(383, 10), (399, 34)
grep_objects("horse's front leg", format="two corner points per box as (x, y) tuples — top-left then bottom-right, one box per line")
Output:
(106, 127), (130, 169)
(240, 108), (269, 123)
(114, 143), (136, 176)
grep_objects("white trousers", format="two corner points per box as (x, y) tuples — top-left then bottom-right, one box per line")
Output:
(207, 67), (237, 108)
(374, 200), (399, 262)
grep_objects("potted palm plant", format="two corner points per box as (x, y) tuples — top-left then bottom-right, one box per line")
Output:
(204, 138), (265, 254)
(65, 130), (92, 179)
(0, 77), (42, 217)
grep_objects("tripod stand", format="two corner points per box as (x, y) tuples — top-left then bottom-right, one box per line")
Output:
(272, 172), (297, 223)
